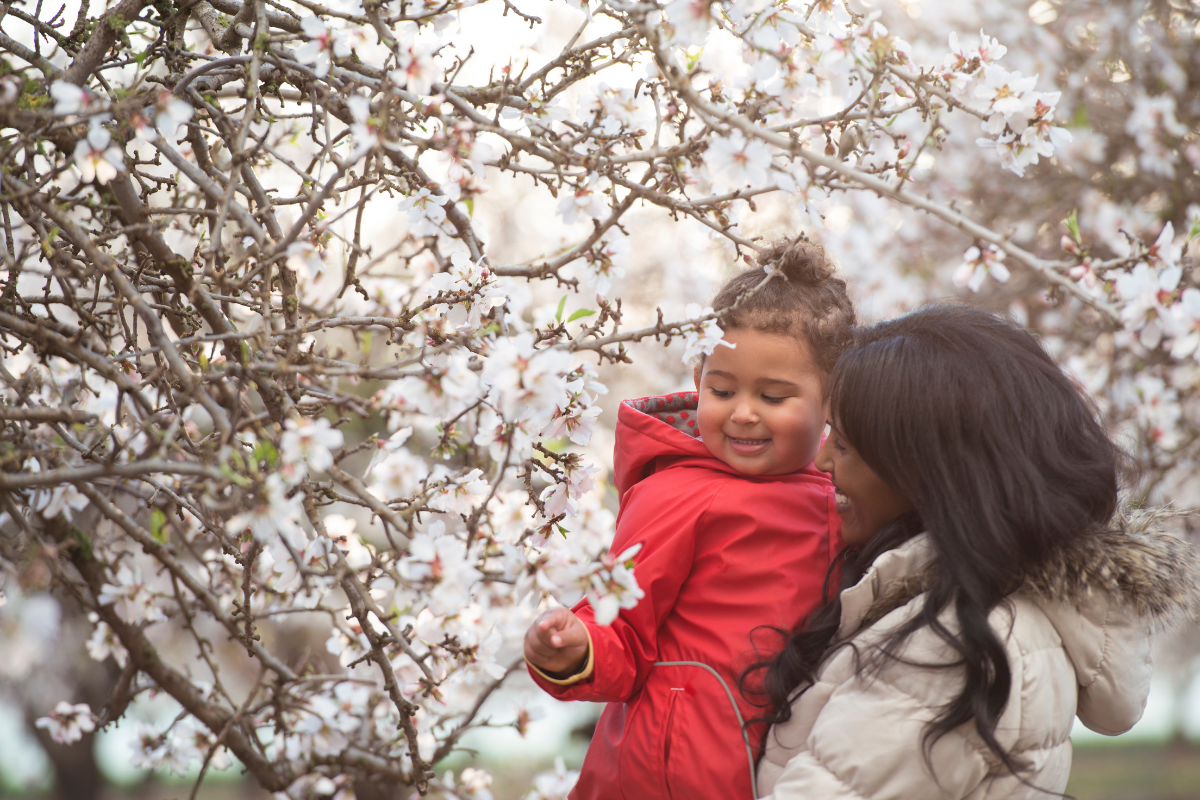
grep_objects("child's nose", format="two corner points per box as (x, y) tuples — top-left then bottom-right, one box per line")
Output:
(731, 401), (758, 424)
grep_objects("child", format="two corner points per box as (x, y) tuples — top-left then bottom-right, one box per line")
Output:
(523, 238), (855, 800)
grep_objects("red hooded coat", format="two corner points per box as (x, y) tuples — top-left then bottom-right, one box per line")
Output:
(529, 393), (840, 800)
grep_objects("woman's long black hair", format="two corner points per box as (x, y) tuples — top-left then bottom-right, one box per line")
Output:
(743, 303), (1124, 776)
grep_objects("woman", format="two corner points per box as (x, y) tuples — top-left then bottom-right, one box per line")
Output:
(750, 304), (1198, 800)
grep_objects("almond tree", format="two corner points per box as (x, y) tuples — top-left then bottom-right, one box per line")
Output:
(0, 1), (1194, 798)
(801, 0), (1199, 509)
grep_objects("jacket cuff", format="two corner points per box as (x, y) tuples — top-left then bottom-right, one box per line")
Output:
(526, 627), (595, 686)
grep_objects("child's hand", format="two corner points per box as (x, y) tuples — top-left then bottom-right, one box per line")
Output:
(524, 608), (589, 678)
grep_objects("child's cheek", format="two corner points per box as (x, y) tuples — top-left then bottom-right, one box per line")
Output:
(695, 398), (720, 447)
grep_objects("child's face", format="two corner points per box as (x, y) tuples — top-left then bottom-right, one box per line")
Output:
(693, 328), (826, 476)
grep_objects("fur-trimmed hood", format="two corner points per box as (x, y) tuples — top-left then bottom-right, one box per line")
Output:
(856, 510), (1200, 634)
(1022, 509), (1200, 623)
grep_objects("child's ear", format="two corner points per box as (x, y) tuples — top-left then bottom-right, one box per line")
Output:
(693, 362), (703, 391)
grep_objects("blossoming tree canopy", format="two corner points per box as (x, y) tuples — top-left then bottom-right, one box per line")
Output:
(0, 0), (1196, 796)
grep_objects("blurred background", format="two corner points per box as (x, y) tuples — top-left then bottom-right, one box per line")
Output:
(2, 0), (1198, 795)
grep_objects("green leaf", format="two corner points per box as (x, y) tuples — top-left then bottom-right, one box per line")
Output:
(70, 528), (94, 562)
(1064, 209), (1081, 243)
(1188, 214), (1200, 242)
(555, 295), (567, 323)
(253, 439), (278, 467)
(557, 524), (569, 538)
(220, 463), (251, 487)
(567, 308), (597, 322)
(150, 508), (167, 542)
(1069, 103), (1088, 128)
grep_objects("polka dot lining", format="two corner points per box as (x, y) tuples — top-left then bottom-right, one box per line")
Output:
(624, 393), (702, 437)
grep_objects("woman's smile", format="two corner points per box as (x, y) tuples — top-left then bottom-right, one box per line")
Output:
(814, 430), (913, 545)
(833, 488), (849, 511)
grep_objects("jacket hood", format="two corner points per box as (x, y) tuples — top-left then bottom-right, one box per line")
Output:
(613, 393), (713, 500)
(853, 510), (1200, 634)
(1023, 509), (1198, 734)
(846, 511), (1198, 735)
(1021, 508), (1200, 625)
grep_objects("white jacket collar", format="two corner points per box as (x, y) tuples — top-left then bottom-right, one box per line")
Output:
(837, 533), (935, 640)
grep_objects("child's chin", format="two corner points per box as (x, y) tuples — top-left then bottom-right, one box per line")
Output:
(723, 455), (774, 475)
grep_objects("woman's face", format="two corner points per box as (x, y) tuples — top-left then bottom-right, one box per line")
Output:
(814, 423), (913, 545)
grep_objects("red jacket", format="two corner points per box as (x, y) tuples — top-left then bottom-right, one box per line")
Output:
(529, 393), (840, 800)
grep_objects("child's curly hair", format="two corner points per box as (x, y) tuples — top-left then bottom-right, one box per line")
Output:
(712, 236), (856, 374)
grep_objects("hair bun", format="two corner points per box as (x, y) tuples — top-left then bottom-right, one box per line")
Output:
(756, 236), (834, 285)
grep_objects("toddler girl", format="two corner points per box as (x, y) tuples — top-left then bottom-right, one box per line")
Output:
(523, 237), (854, 800)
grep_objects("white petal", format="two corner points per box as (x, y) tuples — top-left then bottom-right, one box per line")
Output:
(301, 15), (327, 37)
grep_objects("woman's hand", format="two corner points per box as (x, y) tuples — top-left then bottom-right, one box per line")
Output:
(524, 608), (589, 678)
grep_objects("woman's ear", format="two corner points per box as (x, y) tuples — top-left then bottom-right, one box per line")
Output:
(693, 362), (703, 390)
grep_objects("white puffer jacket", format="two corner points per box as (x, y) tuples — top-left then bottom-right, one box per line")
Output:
(758, 523), (1198, 800)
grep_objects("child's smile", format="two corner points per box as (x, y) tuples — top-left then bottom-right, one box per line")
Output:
(694, 329), (826, 476)
(728, 435), (771, 455)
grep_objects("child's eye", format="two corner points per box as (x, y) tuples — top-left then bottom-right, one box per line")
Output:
(709, 388), (733, 398)
(832, 437), (848, 453)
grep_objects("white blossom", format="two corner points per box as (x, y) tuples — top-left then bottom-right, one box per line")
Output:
(399, 521), (483, 614)
(663, 0), (714, 46)
(35, 702), (96, 745)
(524, 757), (580, 800)
(1168, 288), (1200, 359)
(680, 304), (736, 363)
(347, 95), (381, 161)
(586, 544), (645, 625)
(556, 173), (608, 226)
(85, 614), (128, 667)
(73, 123), (124, 184)
(286, 240), (326, 282)
(706, 130), (773, 192)
(280, 416), (344, 484)
(389, 34), (440, 96)
(154, 91), (194, 141)
(226, 473), (306, 546)
(400, 188), (450, 237)
(295, 16), (352, 78)
(1115, 260), (1180, 349)
(953, 245), (1010, 292)
(49, 81), (104, 115)
(97, 563), (167, 625)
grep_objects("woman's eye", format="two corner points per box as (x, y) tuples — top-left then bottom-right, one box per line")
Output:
(709, 389), (733, 398)
(762, 394), (787, 404)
